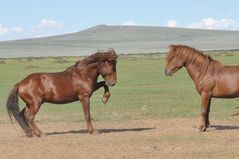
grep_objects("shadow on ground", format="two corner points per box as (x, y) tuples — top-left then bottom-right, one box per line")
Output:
(47, 127), (155, 136)
(210, 125), (239, 131)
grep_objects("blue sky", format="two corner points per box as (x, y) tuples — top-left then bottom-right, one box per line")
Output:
(0, 0), (239, 41)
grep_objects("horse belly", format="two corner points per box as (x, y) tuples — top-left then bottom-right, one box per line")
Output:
(43, 84), (78, 104)
(213, 78), (239, 98)
(40, 74), (78, 104)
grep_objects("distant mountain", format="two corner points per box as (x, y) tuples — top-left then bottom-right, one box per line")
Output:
(1, 25), (239, 58)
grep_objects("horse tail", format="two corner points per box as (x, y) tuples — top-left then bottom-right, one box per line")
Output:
(6, 84), (28, 133)
(232, 112), (239, 116)
(232, 107), (239, 116)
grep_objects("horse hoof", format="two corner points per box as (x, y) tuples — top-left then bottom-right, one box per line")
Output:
(197, 126), (206, 132)
(90, 129), (100, 135)
(34, 132), (47, 137)
(26, 133), (33, 137)
(102, 97), (108, 105)
(102, 92), (111, 104)
(38, 132), (47, 137)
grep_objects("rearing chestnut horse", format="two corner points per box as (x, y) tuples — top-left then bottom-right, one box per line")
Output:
(7, 49), (118, 137)
(165, 44), (239, 132)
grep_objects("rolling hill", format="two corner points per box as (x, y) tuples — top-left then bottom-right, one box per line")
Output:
(1, 25), (239, 58)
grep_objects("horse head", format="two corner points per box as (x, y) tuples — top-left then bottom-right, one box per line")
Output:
(165, 45), (186, 76)
(98, 48), (118, 86)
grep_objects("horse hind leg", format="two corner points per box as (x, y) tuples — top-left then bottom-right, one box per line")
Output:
(19, 107), (34, 137)
(25, 104), (46, 137)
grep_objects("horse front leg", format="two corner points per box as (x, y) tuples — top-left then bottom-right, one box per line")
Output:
(102, 84), (111, 104)
(198, 93), (211, 132)
(205, 98), (211, 128)
(80, 97), (99, 134)
(93, 81), (111, 104)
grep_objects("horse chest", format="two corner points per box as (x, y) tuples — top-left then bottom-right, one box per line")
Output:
(74, 81), (94, 96)
(196, 76), (214, 93)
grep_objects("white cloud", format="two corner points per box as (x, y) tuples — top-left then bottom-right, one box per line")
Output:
(0, 19), (66, 41)
(188, 18), (239, 30)
(122, 21), (137, 26)
(27, 19), (65, 38)
(0, 25), (22, 36)
(167, 20), (177, 27)
(37, 19), (64, 29)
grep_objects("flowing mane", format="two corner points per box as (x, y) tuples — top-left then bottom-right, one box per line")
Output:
(167, 45), (224, 74)
(66, 48), (117, 71)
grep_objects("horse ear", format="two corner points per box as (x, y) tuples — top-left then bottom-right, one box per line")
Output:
(169, 44), (177, 53)
(107, 48), (115, 53)
(169, 44), (176, 49)
(105, 48), (118, 61)
(108, 48), (118, 56)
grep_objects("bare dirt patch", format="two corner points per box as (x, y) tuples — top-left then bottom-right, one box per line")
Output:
(1, 118), (239, 159)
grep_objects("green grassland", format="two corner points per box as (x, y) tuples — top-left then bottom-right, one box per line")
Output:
(1, 51), (239, 123)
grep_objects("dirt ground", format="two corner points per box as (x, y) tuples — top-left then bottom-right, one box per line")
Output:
(1, 118), (239, 159)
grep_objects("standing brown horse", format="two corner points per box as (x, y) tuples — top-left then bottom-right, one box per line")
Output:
(7, 49), (118, 137)
(165, 44), (239, 132)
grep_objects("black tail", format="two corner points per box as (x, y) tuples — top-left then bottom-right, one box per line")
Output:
(232, 112), (239, 116)
(232, 107), (239, 116)
(6, 84), (28, 134)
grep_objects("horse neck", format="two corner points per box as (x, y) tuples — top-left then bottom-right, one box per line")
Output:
(184, 55), (209, 83)
(77, 61), (102, 83)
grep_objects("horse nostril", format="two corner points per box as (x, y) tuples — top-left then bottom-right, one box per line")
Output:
(106, 81), (116, 86)
(165, 69), (172, 76)
(165, 69), (169, 76)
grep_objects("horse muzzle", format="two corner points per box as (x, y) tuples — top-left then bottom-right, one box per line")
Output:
(165, 69), (173, 76)
(105, 80), (116, 87)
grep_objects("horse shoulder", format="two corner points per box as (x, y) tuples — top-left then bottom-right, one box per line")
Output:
(71, 72), (94, 99)
(196, 75), (215, 95)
